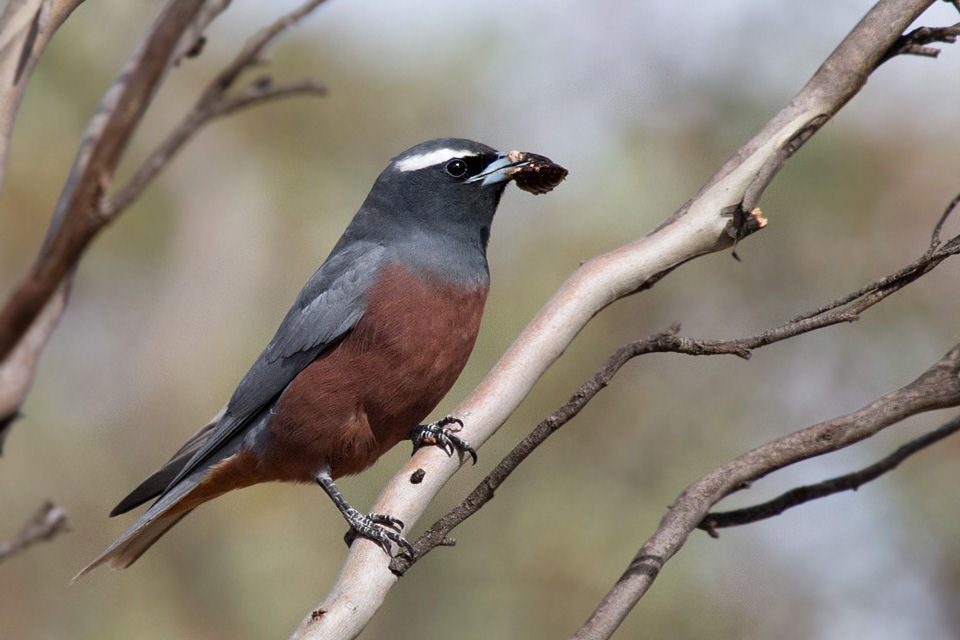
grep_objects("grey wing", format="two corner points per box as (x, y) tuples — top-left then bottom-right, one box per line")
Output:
(109, 406), (225, 516)
(161, 242), (388, 493)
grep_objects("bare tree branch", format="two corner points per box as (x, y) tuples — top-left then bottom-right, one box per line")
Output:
(699, 413), (960, 532)
(0, 0), (207, 457)
(0, 0), (236, 435)
(0, 0), (327, 448)
(0, 280), (69, 447)
(0, 501), (69, 563)
(291, 2), (952, 638)
(203, 0), (327, 93)
(573, 345), (960, 640)
(0, 0), (207, 362)
(390, 195), (960, 574)
(100, 77), (326, 220)
(102, 0), (330, 220)
(0, 0), (86, 196)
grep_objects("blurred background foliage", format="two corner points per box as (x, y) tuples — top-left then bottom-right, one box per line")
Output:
(2, 1), (960, 638)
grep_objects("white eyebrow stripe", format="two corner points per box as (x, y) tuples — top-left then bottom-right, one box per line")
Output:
(394, 148), (476, 172)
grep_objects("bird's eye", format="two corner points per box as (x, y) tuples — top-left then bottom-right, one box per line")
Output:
(445, 159), (468, 178)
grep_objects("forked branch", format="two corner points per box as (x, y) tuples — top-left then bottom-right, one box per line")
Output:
(101, 0), (329, 219)
(699, 413), (960, 532)
(573, 343), (960, 640)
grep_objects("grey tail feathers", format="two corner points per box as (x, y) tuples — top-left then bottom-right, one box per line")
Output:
(72, 475), (203, 583)
(77, 407), (231, 581)
(110, 465), (186, 517)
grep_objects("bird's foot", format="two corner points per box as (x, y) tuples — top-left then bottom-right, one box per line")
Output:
(342, 511), (414, 557)
(316, 468), (413, 557)
(411, 416), (477, 464)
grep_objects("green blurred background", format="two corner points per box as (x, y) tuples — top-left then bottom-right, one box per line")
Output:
(2, 1), (960, 638)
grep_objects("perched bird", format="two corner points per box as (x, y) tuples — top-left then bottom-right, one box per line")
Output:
(75, 138), (566, 580)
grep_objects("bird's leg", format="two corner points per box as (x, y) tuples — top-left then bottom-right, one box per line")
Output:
(315, 467), (413, 557)
(410, 415), (478, 464)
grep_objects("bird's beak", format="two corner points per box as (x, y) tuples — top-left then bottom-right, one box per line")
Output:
(466, 150), (530, 187)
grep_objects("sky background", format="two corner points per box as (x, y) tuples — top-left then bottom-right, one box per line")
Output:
(2, 1), (960, 639)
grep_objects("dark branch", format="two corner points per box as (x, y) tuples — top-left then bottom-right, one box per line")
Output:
(879, 23), (960, 63)
(102, 77), (326, 219)
(203, 0), (327, 96)
(390, 195), (960, 575)
(0, 501), (70, 563)
(699, 413), (960, 533)
(930, 190), (960, 248)
(792, 190), (960, 323)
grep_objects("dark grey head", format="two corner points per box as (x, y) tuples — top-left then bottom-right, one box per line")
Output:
(353, 139), (530, 247)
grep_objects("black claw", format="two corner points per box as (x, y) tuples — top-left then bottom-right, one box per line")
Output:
(438, 416), (464, 429)
(449, 432), (478, 465)
(368, 513), (404, 533)
(343, 511), (412, 556)
(393, 534), (415, 558)
(410, 417), (478, 465)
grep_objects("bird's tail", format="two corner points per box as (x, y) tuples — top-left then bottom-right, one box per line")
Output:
(71, 471), (205, 583)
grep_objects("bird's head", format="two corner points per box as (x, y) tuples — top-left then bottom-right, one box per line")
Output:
(360, 139), (565, 239)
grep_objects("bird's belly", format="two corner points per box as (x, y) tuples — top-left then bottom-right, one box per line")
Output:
(265, 263), (489, 480)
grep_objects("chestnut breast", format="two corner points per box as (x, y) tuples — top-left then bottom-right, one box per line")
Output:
(265, 262), (489, 480)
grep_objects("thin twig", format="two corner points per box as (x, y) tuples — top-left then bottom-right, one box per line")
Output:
(101, 79), (325, 219)
(879, 23), (960, 63)
(699, 413), (960, 532)
(0, 0), (329, 361)
(102, 0), (329, 219)
(0, 280), (70, 450)
(792, 191), (960, 323)
(930, 190), (960, 248)
(390, 202), (960, 574)
(203, 0), (327, 97)
(0, 501), (70, 563)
